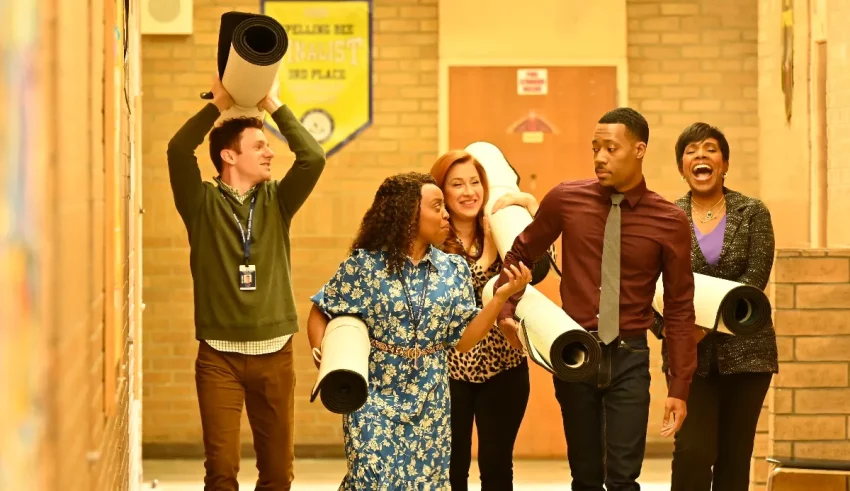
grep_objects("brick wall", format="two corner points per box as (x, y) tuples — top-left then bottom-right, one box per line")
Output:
(763, 251), (850, 490)
(141, 0), (438, 454)
(627, 0), (759, 202)
(36, 0), (139, 489)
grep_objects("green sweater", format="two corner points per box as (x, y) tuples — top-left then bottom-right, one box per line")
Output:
(166, 103), (326, 341)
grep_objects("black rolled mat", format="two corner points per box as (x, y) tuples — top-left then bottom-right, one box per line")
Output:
(217, 12), (289, 75)
(716, 284), (772, 336)
(310, 369), (368, 415)
(653, 274), (772, 338)
(310, 316), (371, 415)
(202, 12), (289, 107)
(520, 320), (602, 383)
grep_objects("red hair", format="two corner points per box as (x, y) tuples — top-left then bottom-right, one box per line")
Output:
(429, 150), (490, 260)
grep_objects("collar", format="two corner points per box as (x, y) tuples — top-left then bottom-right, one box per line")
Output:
(599, 177), (647, 208)
(407, 245), (444, 273)
(215, 176), (258, 205)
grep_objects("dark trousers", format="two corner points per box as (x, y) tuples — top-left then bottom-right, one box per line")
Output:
(195, 340), (296, 491)
(670, 371), (773, 491)
(449, 359), (530, 490)
(553, 334), (652, 491)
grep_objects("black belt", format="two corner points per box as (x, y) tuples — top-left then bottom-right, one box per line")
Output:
(587, 329), (647, 342)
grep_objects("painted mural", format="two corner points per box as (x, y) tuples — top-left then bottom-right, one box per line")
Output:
(0, 2), (46, 490)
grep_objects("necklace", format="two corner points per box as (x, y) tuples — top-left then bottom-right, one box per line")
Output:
(691, 195), (726, 223)
(457, 235), (479, 256)
(398, 263), (433, 368)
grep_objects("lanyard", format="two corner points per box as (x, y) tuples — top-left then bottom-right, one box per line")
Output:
(399, 262), (432, 331)
(220, 190), (257, 264)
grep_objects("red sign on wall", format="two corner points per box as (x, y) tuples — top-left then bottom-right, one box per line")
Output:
(517, 69), (548, 95)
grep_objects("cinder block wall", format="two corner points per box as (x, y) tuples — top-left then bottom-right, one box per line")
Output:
(627, 0), (759, 201)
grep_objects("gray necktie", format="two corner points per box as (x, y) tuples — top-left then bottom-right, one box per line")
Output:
(598, 193), (624, 345)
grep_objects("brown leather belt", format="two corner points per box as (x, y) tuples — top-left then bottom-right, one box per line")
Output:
(370, 339), (446, 361)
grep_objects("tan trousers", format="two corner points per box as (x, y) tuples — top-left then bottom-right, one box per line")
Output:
(195, 340), (295, 491)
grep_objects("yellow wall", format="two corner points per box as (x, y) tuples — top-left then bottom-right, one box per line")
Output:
(438, 0), (629, 153)
(756, 0), (850, 250)
(825, 0), (850, 247)
(758, 0), (811, 249)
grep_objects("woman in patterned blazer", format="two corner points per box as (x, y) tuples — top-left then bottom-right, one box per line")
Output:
(658, 122), (779, 491)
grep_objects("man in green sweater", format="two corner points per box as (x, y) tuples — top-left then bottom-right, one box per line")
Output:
(167, 75), (325, 491)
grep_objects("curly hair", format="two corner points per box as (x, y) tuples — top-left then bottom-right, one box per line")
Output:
(429, 150), (489, 260)
(351, 172), (437, 275)
(208, 117), (264, 174)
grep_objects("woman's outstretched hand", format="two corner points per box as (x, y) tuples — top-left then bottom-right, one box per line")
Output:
(494, 262), (532, 301)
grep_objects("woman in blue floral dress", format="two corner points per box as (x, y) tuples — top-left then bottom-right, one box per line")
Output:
(307, 172), (531, 490)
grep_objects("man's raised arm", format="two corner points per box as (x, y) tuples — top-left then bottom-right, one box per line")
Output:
(261, 95), (326, 222)
(166, 81), (232, 227)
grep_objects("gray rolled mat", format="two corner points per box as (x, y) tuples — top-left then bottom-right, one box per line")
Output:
(310, 316), (370, 414)
(653, 273), (772, 336)
(202, 11), (289, 114)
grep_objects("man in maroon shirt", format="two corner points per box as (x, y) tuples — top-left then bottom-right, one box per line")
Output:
(494, 107), (697, 490)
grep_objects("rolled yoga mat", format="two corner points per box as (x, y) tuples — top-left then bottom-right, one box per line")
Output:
(482, 276), (601, 382)
(466, 141), (551, 284)
(202, 11), (289, 118)
(653, 273), (772, 336)
(467, 141), (601, 382)
(310, 316), (370, 414)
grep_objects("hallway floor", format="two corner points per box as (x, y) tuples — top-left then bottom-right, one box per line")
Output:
(142, 458), (673, 489)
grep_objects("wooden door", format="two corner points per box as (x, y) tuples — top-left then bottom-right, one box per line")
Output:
(448, 66), (617, 458)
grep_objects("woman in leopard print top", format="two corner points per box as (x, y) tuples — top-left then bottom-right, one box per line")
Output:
(430, 150), (540, 490)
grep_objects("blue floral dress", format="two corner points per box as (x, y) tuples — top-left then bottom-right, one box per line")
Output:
(312, 246), (479, 490)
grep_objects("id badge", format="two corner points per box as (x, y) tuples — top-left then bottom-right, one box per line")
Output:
(239, 264), (257, 291)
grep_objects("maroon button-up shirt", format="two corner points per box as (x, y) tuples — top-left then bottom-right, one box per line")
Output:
(495, 178), (697, 400)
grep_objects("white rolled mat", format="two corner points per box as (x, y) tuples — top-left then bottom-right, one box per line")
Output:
(310, 315), (370, 414)
(482, 276), (600, 381)
(466, 141), (534, 253)
(653, 273), (771, 336)
(214, 12), (289, 119)
(465, 141), (601, 382)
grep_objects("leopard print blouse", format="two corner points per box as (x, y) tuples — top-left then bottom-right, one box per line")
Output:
(448, 257), (526, 383)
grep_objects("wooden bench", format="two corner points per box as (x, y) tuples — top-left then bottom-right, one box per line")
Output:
(766, 457), (850, 490)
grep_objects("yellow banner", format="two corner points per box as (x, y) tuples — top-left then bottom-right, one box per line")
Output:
(262, 0), (372, 157)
